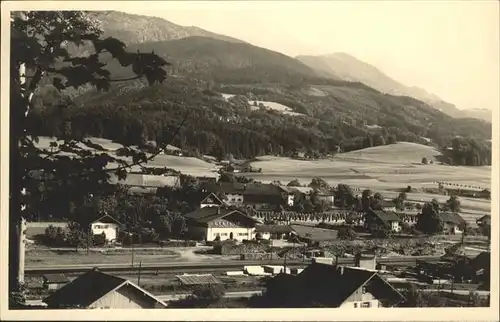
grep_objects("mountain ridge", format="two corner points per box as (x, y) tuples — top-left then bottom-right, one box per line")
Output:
(296, 53), (491, 122)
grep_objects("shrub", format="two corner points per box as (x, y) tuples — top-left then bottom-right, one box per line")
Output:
(92, 232), (106, 246)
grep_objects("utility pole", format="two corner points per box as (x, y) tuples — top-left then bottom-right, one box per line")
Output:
(137, 261), (142, 286)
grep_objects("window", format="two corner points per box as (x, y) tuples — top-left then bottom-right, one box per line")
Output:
(361, 286), (367, 294)
(361, 302), (371, 308)
(354, 303), (358, 308)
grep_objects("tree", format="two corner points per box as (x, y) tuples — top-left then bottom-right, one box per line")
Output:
(10, 11), (171, 302)
(334, 184), (354, 208)
(66, 222), (88, 251)
(416, 203), (443, 235)
(308, 177), (329, 190)
(287, 179), (302, 187)
(361, 189), (372, 210)
(337, 227), (357, 240)
(421, 157), (428, 164)
(446, 195), (461, 212)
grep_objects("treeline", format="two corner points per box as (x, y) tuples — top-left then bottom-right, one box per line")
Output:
(28, 77), (491, 162)
(440, 137), (492, 166)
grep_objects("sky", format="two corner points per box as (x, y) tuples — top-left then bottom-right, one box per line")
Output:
(117, 1), (500, 111)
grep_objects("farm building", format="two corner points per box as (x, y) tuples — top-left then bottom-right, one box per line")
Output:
(265, 263), (406, 308)
(201, 182), (294, 209)
(364, 209), (402, 232)
(199, 193), (226, 208)
(254, 224), (293, 240)
(43, 268), (166, 309)
(438, 212), (466, 234)
(42, 274), (69, 291)
(90, 214), (123, 242)
(289, 224), (339, 247)
(476, 215), (491, 227)
(313, 188), (335, 206)
(184, 206), (260, 241)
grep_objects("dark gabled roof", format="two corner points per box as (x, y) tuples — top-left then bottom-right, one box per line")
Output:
(370, 210), (402, 223)
(43, 269), (126, 307)
(290, 224), (338, 241)
(43, 269), (165, 308)
(176, 274), (222, 286)
(92, 213), (123, 225)
(183, 206), (257, 224)
(472, 251), (490, 270)
(43, 274), (69, 284)
(295, 263), (405, 307)
(438, 212), (465, 225)
(200, 193), (224, 206)
(476, 215), (491, 225)
(255, 224), (293, 234)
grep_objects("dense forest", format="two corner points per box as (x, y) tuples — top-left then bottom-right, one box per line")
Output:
(29, 76), (491, 164)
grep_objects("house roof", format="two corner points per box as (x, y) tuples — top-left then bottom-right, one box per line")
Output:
(92, 213), (123, 226)
(438, 212), (465, 225)
(43, 274), (69, 284)
(294, 263), (405, 307)
(476, 215), (491, 225)
(472, 251), (490, 270)
(202, 182), (288, 197)
(200, 193), (225, 206)
(176, 274), (222, 286)
(290, 224), (338, 241)
(255, 224), (293, 234)
(183, 206), (257, 224)
(370, 210), (402, 223)
(43, 268), (166, 308)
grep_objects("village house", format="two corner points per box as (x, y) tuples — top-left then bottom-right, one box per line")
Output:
(289, 224), (339, 247)
(90, 214), (123, 243)
(201, 182), (294, 210)
(476, 215), (491, 227)
(183, 206), (260, 241)
(439, 212), (466, 234)
(313, 188), (336, 206)
(254, 224), (294, 240)
(265, 262), (406, 308)
(43, 268), (166, 309)
(42, 274), (69, 291)
(199, 193), (226, 208)
(364, 209), (402, 232)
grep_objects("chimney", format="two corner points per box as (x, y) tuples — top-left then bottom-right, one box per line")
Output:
(18, 217), (26, 284)
(93, 267), (99, 271)
(337, 265), (345, 275)
(216, 207), (220, 215)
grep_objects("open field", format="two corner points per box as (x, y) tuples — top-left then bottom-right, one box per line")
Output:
(33, 138), (490, 213)
(25, 246), (240, 267)
(221, 93), (303, 116)
(247, 143), (491, 213)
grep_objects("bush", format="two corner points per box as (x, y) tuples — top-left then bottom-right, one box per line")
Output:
(158, 240), (197, 247)
(92, 232), (106, 246)
(421, 157), (428, 165)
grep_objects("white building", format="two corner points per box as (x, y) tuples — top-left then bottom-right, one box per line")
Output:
(184, 207), (259, 241)
(91, 214), (122, 242)
(200, 193), (226, 208)
(44, 268), (166, 309)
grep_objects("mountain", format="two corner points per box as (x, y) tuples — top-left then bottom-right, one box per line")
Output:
(87, 11), (245, 45)
(460, 108), (492, 123)
(296, 53), (467, 119)
(106, 36), (320, 84)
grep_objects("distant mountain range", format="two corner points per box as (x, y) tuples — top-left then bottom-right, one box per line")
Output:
(87, 11), (244, 45)
(49, 11), (491, 123)
(296, 53), (491, 122)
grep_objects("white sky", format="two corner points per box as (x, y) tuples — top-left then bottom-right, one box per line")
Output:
(118, 1), (499, 111)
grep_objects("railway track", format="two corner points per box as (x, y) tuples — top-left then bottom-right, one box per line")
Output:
(25, 255), (440, 275)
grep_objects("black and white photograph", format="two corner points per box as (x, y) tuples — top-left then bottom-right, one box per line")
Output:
(1, 1), (498, 320)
